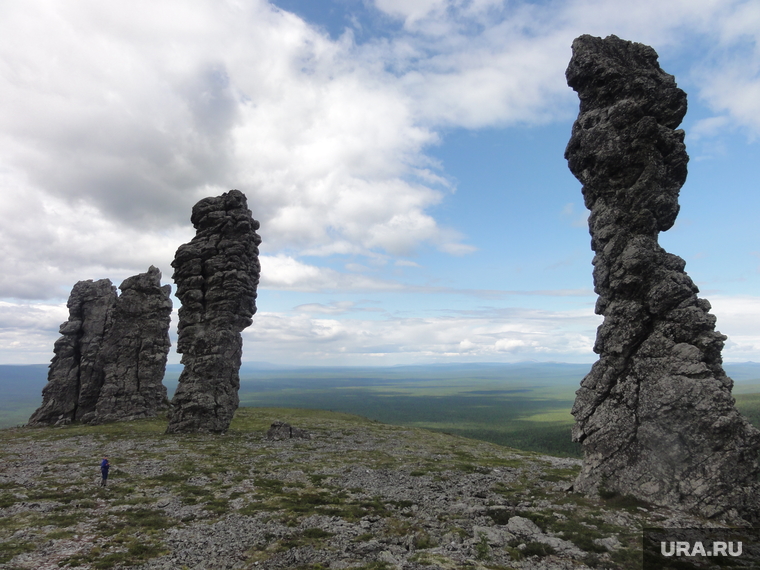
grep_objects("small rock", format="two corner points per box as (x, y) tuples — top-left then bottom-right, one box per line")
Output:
(266, 421), (312, 440)
(594, 536), (622, 551)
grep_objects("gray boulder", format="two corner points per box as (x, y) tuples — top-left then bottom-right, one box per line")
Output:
(166, 189), (261, 434)
(565, 34), (760, 521)
(266, 421), (312, 441)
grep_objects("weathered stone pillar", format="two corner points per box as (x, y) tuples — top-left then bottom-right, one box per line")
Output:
(93, 266), (173, 423)
(566, 34), (760, 521)
(166, 189), (261, 433)
(29, 267), (173, 426)
(29, 279), (117, 426)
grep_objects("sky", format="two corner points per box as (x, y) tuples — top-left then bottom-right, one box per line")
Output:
(0, 0), (759, 367)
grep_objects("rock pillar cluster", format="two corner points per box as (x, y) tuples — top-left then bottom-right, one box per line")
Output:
(566, 34), (760, 521)
(28, 266), (172, 426)
(166, 189), (261, 434)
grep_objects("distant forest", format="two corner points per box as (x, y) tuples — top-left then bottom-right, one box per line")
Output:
(4, 361), (760, 457)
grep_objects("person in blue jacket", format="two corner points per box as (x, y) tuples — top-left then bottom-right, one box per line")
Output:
(100, 457), (110, 487)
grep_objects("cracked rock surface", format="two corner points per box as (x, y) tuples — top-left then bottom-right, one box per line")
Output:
(28, 267), (171, 427)
(565, 34), (760, 521)
(166, 189), (261, 434)
(93, 266), (173, 424)
(28, 279), (117, 426)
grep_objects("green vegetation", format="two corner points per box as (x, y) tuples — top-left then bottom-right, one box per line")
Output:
(7, 363), (760, 459)
(0, 540), (35, 564)
(5, 360), (760, 569)
(0, 407), (653, 569)
(236, 371), (585, 457)
(735, 392), (760, 427)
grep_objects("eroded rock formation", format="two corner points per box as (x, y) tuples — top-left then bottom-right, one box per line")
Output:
(166, 189), (261, 434)
(92, 266), (173, 423)
(29, 279), (117, 426)
(28, 267), (172, 426)
(566, 34), (760, 521)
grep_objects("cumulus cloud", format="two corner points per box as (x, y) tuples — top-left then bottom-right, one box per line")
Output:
(2, 0), (757, 303)
(260, 255), (407, 291)
(242, 306), (601, 365)
(240, 294), (760, 365)
(0, 180), (187, 300)
(0, 0), (470, 302)
(1, 0), (759, 364)
(710, 295), (760, 361)
(0, 301), (68, 364)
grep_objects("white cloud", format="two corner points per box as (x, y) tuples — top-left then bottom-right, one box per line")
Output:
(0, 177), (186, 300)
(1, 0), (757, 305)
(241, 306), (600, 365)
(259, 254), (406, 291)
(294, 301), (382, 315)
(709, 295), (760, 361)
(395, 259), (421, 267)
(234, 293), (760, 366)
(0, 301), (68, 364)
(1, 0), (759, 365)
(0, 0), (472, 302)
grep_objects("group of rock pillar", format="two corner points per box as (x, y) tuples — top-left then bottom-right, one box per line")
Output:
(30, 190), (260, 434)
(28, 35), (760, 523)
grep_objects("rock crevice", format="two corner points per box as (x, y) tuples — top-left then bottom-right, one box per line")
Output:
(565, 34), (760, 521)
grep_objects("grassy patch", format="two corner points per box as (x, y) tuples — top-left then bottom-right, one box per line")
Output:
(522, 542), (556, 557)
(0, 540), (35, 564)
(60, 538), (167, 570)
(277, 527), (334, 551)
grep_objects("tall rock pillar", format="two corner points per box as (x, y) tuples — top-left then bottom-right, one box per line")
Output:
(28, 279), (116, 426)
(565, 34), (760, 521)
(166, 189), (261, 433)
(93, 266), (173, 423)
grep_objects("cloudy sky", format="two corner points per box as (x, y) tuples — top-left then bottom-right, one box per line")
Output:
(1, 0), (759, 366)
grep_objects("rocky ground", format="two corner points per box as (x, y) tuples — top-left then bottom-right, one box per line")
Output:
(0, 408), (714, 569)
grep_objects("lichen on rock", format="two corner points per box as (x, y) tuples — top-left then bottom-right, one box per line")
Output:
(565, 34), (760, 522)
(166, 189), (261, 434)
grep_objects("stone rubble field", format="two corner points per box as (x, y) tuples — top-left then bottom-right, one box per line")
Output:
(0, 408), (708, 570)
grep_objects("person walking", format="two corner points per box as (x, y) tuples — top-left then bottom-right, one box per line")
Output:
(100, 457), (110, 487)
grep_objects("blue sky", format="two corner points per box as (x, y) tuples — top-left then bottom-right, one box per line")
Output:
(0, 0), (759, 366)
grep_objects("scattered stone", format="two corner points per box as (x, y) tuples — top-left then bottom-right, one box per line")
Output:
(266, 421), (312, 441)
(472, 525), (514, 547)
(593, 536), (622, 551)
(506, 515), (542, 537)
(28, 268), (172, 427)
(166, 189), (261, 434)
(565, 34), (760, 521)
(3, 410), (731, 570)
(507, 516), (583, 557)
